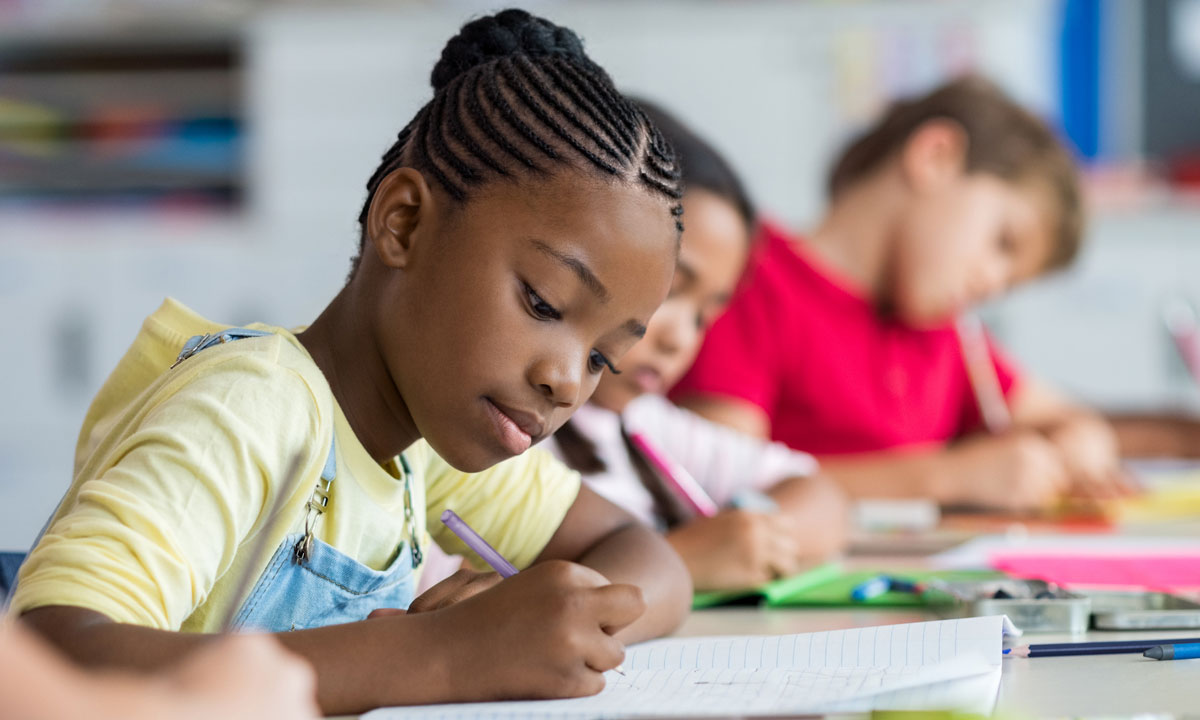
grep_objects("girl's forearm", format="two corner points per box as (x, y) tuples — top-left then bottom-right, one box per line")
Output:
(274, 612), (449, 713)
(21, 605), (450, 715)
(1108, 412), (1200, 458)
(768, 473), (851, 554)
(768, 473), (846, 517)
(821, 449), (957, 502)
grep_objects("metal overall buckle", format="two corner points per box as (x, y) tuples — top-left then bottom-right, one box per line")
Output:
(294, 474), (332, 564)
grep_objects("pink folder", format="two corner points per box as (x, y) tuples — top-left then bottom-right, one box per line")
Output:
(992, 552), (1200, 593)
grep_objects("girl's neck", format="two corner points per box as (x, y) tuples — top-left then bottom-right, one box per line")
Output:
(806, 171), (902, 302)
(297, 286), (421, 464)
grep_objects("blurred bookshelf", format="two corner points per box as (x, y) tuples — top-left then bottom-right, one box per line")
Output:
(0, 30), (245, 213)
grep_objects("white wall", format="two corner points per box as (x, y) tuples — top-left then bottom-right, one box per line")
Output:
(2, 0), (1197, 549)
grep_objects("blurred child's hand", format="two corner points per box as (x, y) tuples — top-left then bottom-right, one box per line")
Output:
(666, 510), (803, 591)
(946, 431), (1071, 511)
(1045, 415), (1132, 500)
(771, 473), (852, 562)
(407, 568), (502, 613)
(166, 634), (319, 720)
(430, 559), (643, 700)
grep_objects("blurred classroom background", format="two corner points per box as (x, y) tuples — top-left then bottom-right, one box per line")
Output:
(1, 0), (1198, 549)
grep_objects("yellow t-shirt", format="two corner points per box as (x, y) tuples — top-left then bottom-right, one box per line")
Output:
(13, 298), (580, 632)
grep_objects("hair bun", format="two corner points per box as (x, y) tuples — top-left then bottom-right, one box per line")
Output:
(431, 9), (593, 92)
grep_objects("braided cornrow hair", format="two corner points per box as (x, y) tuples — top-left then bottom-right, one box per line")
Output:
(352, 9), (685, 273)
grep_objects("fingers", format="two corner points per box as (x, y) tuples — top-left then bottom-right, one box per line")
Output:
(535, 558), (611, 590)
(763, 516), (802, 579)
(409, 569), (501, 613)
(589, 582), (646, 635)
(562, 665), (608, 699)
(1041, 450), (1072, 494)
(1017, 436), (1071, 507)
(367, 607), (407, 620)
(1111, 469), (1142, 496)
(582, 631), (627, 674)
(1069, 468), (1139, 503)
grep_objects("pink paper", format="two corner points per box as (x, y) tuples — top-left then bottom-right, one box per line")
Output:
(992, 552), (1200, 592)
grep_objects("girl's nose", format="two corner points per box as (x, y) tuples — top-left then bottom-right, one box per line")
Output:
(528, 352), (583, 408)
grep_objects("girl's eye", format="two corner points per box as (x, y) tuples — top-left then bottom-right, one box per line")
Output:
(524, 283), (561, 321)
(668, 271), (687, 298)
(997, 232), (1017, 254)
(588, 349), (620, 375)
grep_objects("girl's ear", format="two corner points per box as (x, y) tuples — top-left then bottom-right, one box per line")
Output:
(899, 118), (968, 194)
(365, 168), (435, 269)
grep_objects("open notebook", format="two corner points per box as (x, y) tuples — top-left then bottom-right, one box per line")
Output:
(364, 615), (1016, 719)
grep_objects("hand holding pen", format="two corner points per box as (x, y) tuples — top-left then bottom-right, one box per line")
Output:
(440, 510), (633, 677)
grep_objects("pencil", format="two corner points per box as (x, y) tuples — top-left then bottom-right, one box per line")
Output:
(1005, 636), (1200, 658)
(1163, 299), (1200, 387)
(956, 314), (1012, 434)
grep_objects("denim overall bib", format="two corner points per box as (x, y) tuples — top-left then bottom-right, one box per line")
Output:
(174, 328), (423, 631)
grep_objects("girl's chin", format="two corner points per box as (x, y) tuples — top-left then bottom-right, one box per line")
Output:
(895, 305), (957, 328)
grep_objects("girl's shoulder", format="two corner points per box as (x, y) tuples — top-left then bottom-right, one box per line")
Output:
(76, 299), (333, 474)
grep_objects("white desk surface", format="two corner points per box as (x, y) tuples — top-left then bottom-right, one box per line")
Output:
(678, 607), (1200, 716)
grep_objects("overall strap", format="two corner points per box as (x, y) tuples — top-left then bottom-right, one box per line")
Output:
(173, 328), (342, 561)
(172, 328), (274, 368)
(174, 328), (418, 570)
(12, 327), (304, 604)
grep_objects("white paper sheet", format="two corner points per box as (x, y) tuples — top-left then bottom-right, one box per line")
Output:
(363, 615), (1011, 719)
(930, 533), (1200, 570)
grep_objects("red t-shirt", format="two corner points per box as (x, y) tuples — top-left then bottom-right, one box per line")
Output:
(670, 221), (1020, 456)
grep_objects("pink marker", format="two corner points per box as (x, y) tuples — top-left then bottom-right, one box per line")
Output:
(627, 431), (718, 517)
(956, 314), (1012, 434)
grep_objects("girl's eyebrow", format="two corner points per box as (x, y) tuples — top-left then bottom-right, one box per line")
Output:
(526, 237), (645, 339)
(529, 238), (610, 303)
(675, 256), (698, 278)
(623, 319), (648, 339)
(674, 258), (698, 285)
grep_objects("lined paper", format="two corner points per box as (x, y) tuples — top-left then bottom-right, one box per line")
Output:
(364, 616), (1010, 719)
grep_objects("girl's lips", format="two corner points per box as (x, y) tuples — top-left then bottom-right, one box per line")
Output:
(484, 399), (533, 455)
(631, 366), (664, 394)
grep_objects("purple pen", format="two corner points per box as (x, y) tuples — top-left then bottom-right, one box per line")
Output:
(441, 509), (519, 578)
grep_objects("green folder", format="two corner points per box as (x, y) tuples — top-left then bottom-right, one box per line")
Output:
(692, 566), (1004, 609)
(692, 562), (843, 609)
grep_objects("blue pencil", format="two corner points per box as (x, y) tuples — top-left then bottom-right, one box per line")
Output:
(850, 575), (890, 601)
(1005, 637), (1200, 658)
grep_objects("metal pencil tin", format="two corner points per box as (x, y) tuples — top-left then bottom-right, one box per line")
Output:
(1086, 591), (1200, 630)
(935, 579), (1091, 633)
